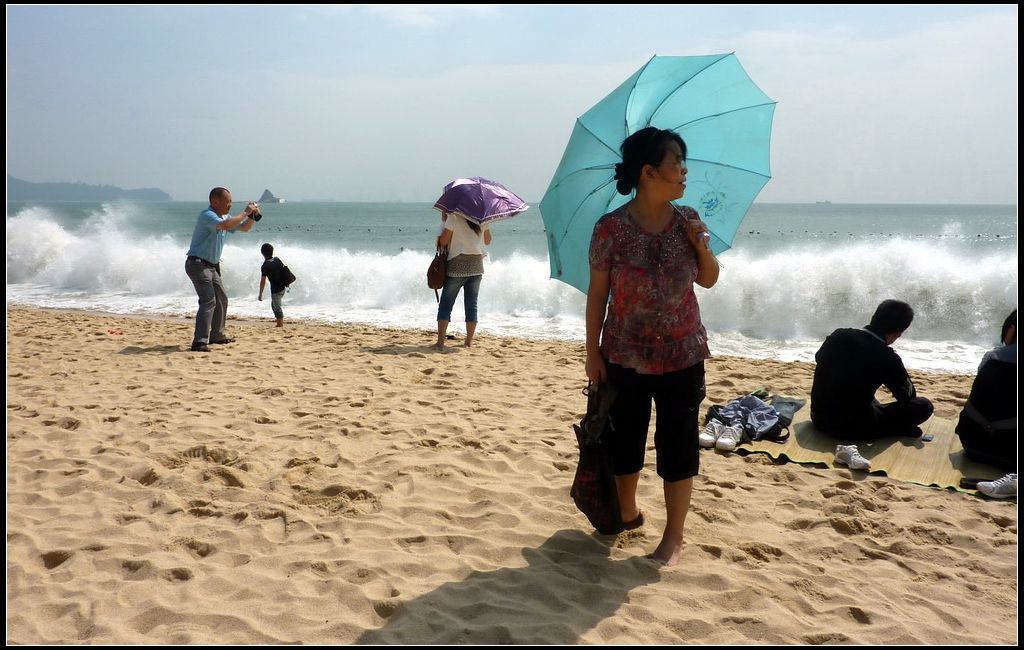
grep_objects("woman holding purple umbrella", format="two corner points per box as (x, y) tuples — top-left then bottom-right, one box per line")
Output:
(585, 127), (720, 566)
(431, 210), (492, 349)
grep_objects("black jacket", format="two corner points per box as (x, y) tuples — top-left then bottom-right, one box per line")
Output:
(260, 257), (286, 294)
(810, 326), (916, 428)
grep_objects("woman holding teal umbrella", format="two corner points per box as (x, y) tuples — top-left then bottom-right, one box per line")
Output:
(586, 127), (720, 566)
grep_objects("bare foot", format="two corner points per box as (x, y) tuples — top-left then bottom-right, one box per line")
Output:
(647, 534), (684, 567)
(464, 341), (473, 348)
(429, 343), (445, 350)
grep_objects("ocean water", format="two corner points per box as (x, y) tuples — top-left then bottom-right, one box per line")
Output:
(6, 200), (1017, 373)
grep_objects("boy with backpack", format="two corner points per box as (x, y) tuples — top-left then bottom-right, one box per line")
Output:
(258, 243), (294, 327)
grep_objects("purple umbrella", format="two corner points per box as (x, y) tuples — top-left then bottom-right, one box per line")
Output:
(433, 177), (529, 226)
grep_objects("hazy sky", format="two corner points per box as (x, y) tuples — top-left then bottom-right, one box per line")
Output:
(6, 4), (1018, 203)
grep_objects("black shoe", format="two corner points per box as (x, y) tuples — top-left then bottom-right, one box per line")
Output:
(190, 342), (210, 352)
(904, 426), (924, 438)
(209, 337), (235, 345)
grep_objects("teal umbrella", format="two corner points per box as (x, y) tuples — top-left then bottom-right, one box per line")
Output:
(539, 53), (776, 293)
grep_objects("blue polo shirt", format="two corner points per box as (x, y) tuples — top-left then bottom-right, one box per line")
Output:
(186, 207), (238, 264)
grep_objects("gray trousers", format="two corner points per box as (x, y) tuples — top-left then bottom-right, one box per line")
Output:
(185, 257), (228, 345)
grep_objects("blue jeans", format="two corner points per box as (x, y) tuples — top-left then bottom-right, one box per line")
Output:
(436, 274), (481, 322)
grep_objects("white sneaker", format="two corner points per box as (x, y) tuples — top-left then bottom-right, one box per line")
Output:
(715, 424), (744, 451)
(834, 444), (871, 470)
(977, 473), (1017, 499)
(699, 420), (726, 448)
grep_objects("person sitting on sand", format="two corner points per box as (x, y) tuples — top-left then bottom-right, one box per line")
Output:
(957, 310), (1016, 498)
(811, 299), (934, 442)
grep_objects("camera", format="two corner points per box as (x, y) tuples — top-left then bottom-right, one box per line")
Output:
(250, 209), (262, 222)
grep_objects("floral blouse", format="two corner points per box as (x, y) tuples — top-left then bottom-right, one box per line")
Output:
(589, 204), (710, 375)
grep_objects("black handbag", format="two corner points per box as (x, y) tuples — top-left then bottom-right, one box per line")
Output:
(570, 382), (624, 535)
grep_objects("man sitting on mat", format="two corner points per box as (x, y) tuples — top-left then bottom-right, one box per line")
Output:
(811, 299), (934, 441)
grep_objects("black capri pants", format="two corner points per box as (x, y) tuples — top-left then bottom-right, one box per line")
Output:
(604, 359), (706, 482)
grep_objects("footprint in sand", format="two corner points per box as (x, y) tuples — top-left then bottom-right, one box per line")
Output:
(285, 456), (321, 468)
(203, 467), (245, 487)
(42, 417), (81, 430)
(188, 506), (224, 518)
(846, 606), (872, 624)
(738, 542), (785, 562)
(372, 600), (401, 619)
(698, 544), (724, 559)
(115, 513), (144, 525)
(181, 538), (216, 558)
(134, 468), (159, 486)
(119, 559), (156, 580)
(160, 567), (193, 582)
(803, 632), (851, 644)
(41, 550), (74, 569)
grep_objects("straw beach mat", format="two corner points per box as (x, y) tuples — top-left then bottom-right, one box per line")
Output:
(734, 412), (1005, 492)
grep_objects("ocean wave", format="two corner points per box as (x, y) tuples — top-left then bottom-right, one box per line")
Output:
(6, 206), (1016, 372)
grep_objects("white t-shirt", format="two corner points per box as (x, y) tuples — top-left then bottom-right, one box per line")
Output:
(443, 212), (489, 259)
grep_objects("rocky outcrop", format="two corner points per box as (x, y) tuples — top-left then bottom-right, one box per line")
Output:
(258, 189), (285, 203)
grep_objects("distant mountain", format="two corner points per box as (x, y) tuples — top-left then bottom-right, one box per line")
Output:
(7, 175), (173, 201)
(258, 189), (285, 204)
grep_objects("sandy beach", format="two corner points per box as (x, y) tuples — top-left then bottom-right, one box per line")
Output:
(6, 305), (1017, 644)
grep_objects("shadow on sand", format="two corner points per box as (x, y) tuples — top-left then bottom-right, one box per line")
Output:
(355, 529), (660, 644)
(118, 345), (184, 355)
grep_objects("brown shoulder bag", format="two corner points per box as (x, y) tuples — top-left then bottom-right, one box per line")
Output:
(427, 246), (448, 301)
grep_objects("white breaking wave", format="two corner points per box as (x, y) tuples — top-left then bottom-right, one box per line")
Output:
(6, 206), (1016, 373)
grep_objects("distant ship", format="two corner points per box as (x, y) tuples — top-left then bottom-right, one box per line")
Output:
(815, 200), (832, 205)
(258, 189), (285, 204)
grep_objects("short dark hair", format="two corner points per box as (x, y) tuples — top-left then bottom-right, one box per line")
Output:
(869, 299), (914, 334)
(209, 187), (230, 202)
(1000, 309), (1016, 344)
(261, 243), (274, 258)
(614, 127), (687, 196)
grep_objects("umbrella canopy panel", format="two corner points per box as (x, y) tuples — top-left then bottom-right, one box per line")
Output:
(540, 54), (776, 293)
(434, 176), (529, 226)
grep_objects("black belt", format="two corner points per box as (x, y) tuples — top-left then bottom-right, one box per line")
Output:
(188, 256), (220, 272)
